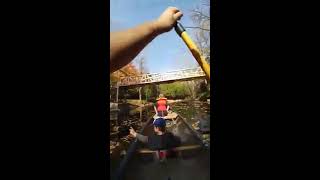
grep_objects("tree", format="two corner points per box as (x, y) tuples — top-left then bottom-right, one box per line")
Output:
(159, 82), (192, 99)
(142, 84), (157, 102)
(110, 62), (140, 101)
(138, 57), (144, 104)
(110, 62), (139, 85)
(188, 0), (211, 63)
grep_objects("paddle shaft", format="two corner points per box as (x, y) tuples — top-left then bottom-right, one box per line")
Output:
(174, 22), (210, 80)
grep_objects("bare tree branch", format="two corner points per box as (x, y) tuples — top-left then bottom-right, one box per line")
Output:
(190, 0), (211, 64)
(190, 10), (210, 19)
(184, 26), (210, 31)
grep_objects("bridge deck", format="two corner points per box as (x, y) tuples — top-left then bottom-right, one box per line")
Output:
(112, 67), (206, 87)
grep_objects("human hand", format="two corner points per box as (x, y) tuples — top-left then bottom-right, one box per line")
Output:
(153, 7), (183, 34)
(129, 127), (137, 137)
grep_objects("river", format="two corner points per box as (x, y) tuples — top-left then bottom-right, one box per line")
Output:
(110, 100), (210, 180)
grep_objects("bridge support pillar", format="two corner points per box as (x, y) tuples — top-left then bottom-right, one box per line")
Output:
(116, 83), (119, 103)
(139, 87), (142, 105)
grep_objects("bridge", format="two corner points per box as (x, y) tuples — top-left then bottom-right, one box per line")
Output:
(113, 67), (206, 87)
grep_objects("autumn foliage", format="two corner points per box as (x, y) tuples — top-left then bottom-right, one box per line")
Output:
(110, 62), (140, 84)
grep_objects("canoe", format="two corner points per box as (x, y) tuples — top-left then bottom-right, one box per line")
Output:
(114, 111), (210, 180)
(153, 111), (178, 121)
(137, 144), (202, 154)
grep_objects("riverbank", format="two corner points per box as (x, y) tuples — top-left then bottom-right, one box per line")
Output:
(123, 99), (189, 115)
(125, 99), (189, 106)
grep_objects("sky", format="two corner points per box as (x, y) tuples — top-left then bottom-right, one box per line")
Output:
(110, 0), (206, 74)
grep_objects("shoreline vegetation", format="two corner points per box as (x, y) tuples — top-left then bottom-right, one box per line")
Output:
(110, 79), (210, 103)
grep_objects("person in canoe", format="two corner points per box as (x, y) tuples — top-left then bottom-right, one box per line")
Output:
(154, 94), (170, 117)
(129, 117), (181, 153)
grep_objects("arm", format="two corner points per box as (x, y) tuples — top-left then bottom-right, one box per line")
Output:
(136, 133), (148, 143)
(166, 100), (170, 111)
(130, 127), (148, 143)
(110, 7), (183, 73)
(154, 105), (158, 114)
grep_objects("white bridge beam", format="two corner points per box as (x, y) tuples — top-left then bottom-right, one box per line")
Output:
(116, 67), (206, 87)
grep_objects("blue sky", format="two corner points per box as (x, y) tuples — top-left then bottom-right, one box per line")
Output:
(110, 0), (204, 73)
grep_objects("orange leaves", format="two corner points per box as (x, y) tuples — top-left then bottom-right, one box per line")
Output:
(110, 62), (139, 83)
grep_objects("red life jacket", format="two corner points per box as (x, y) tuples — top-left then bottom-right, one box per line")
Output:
(156, 98), (167, 111)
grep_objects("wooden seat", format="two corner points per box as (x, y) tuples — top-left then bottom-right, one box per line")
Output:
(137, 144), (202, 154)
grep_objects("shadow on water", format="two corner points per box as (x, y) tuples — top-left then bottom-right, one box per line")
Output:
(110, 100), (210, 180)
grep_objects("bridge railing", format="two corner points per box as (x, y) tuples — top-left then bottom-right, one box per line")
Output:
(115, 67), (205, 87)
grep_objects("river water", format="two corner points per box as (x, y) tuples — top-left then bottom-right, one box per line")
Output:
(110, 100), (210, 180)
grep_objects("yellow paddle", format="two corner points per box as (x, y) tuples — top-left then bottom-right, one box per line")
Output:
(174, 22), (210, 80)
